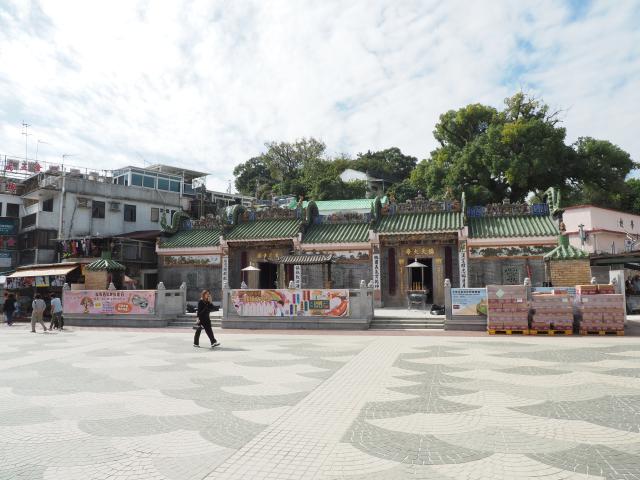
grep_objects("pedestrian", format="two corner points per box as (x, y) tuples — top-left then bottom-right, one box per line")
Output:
(49, 293), (64, 330)
(31, 294), (48, 333)
(193, 290), (220, 348)
(4, 293), (16, 326)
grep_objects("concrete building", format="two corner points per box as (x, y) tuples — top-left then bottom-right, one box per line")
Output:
(562, 205), (640, 254)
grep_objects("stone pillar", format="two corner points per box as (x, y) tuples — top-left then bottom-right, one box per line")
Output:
(180, 282), (187, 314)
(156, 282), (165, 317)
(444, 278), (452, 320)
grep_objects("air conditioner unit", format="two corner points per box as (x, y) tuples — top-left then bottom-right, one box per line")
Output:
(109, 202), (121, 212)
(77, 197), (90, 208)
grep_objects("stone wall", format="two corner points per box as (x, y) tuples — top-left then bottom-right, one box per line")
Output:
(468, 258), (546, 287)
(549, 259), (592, 286)
(158, 264), (222, 302)
(300, 262), (370, 289)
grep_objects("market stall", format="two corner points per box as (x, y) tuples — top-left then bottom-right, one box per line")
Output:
(5, 263), (81, 315)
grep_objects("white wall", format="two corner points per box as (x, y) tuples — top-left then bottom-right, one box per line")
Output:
(0, 193), (22, 217)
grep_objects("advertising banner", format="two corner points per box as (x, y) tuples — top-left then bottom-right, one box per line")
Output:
(0, 251), (12, 267)
(63, 290), (156, 315)
(231, 289), (349, 317)
(451, 288), (487, 316)
(0, 218), (17, 236)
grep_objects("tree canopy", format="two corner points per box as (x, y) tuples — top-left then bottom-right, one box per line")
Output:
(233, 93), (636, 211)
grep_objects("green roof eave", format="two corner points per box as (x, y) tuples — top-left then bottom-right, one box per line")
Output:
(158, 229), (221, 249)
(85, 258), (126, 271)
(375, 212), (462, 234)
(302, 223), (370, 244)
(467, 215), (559, 238)
(225, 219), (300, 241)
(544, 245), (589, 260)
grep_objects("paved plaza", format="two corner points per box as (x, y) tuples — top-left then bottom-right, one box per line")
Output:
(1, 325), (640, 479)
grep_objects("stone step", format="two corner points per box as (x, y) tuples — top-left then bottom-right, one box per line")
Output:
(369, 323), (444, 330)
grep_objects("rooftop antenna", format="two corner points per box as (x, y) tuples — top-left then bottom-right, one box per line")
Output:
(36, 140), (50, 162)
(21, 122), (31, 162)
(136, 152), (148, 167)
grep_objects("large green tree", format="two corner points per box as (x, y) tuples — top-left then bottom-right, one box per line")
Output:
(352, 147), (417, 185)
(233, 157), (273, 198)
(412, 93), (574, 204)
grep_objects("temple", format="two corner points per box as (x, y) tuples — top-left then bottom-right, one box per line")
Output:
(156, 189), (587, 306)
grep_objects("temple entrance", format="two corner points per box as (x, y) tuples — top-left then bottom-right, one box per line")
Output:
(258, 262), (278, 289)
(408, 258), (434, 302)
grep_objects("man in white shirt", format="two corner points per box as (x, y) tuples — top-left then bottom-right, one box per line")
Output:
(50, 293), (64, 330)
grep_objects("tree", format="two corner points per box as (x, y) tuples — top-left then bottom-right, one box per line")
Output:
(386, 179), (419, 203)
(413, 93), (573, 204)
(263, 138), (326, 180)
(233, 157), (273, 198)
(411, 92), (635, 206)
(352, 147), (417, 185)
(563, 137), (636, 208)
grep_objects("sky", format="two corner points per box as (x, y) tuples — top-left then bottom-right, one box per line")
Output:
(0, 0), (639, 192)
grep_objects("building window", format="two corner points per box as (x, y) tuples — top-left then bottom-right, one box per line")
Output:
(131, 174), (143, 186)
(143, 176), (155, 188)
(42, 198), (54, 212)
(92, 201), (105, 219)
(151, 207), (159, 222)
(157, 178), (170, 191)
(124, 204), (136, 222)
(6, 203), (19, 218)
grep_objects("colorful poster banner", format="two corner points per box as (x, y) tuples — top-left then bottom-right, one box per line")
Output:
(231, 289), (349, 317)
(63, 290), (156, 315)
(451, 288), (487, 316)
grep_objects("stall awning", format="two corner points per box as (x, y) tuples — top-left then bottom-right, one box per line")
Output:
(272, 254), (333, 265)
(7, 265), (78, 278)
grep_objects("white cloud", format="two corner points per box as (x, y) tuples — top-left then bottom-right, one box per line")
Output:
(0, 0), (638, 192)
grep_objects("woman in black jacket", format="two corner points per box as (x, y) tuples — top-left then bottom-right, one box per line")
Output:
(4, 293), (16, 326)
(193, 290), (220, 348)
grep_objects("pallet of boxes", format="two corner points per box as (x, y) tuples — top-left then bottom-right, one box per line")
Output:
(530, 290), (573, 335)
(575, 284), (625, 335)
(487, 285), (529, 335)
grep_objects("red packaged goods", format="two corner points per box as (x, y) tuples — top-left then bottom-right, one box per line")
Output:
(597, 284), (616, 294)
(576, 285), (598, 295)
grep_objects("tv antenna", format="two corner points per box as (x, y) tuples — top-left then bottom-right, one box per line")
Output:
(21, 122), (31, 161)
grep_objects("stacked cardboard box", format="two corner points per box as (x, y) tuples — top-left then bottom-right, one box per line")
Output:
(487, 285), (529, 331)
(531, 292), (573, 331)
(575, 284), (625, 333)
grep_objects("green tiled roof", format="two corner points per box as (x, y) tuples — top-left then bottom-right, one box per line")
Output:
(158, 229), (221, 248)
(290, 197), (387, 212)
(303, 223), (370, 244)
(544, 235), (589, 260)
(544, 244), (589, 260)
(376, 212), (462, 234)
(468, 215), (559, 238)
(85, 258), (126, 271)
(225, 219), (300, 241)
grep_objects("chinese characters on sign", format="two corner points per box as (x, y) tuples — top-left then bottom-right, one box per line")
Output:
(63, 290), (156, 315)
(372, 253), (381, 290)
(294, 265), (302, 288)
(458, 241), (468, 288)
(451, 288), (487, 316)
(404, 247), (435, 256)
(163, 255), (220, 266)
(221, 255), (229, 288)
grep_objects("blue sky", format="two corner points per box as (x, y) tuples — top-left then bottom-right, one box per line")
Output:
(0, 0), (639, 192)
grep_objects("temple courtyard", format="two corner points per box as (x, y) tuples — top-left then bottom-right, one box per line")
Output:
(1, 324), (640, 480)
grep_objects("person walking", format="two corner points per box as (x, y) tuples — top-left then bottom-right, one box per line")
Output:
(49, 293), (64, 330)
(4, 293), (16, 326)
(193, 290), (220, 348)
(31, 294), (48, 333)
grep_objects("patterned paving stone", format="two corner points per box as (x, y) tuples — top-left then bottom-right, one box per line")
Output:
(2, 325), (640, 479)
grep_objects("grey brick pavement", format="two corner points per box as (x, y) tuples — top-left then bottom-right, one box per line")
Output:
(1, 324), (640, 479)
